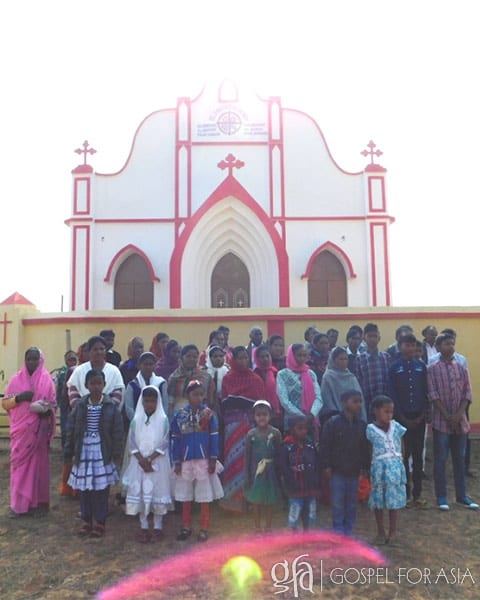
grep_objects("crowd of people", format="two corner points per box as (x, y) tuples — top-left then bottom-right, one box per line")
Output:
(1, 322), (477, 546)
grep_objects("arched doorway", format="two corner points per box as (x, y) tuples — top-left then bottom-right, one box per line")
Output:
(114, 254), (154, 309)
(307, 251), (347, 307)
(211, 253), (250, 308)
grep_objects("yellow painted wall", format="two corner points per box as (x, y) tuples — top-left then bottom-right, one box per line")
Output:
(1, 306), (479, 425)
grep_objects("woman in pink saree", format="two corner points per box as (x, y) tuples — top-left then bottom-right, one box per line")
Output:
(4, 347), (56, 517)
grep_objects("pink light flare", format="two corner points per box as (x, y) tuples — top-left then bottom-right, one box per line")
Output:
(98, 530), (385, 600)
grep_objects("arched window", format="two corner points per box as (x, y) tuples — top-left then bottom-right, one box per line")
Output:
(307, 251), (347, 307)
(211, 253), (250, 308)
(114, 254), (154, 309)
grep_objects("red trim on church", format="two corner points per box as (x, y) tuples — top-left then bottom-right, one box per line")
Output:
(267, 318), (285, 339)
(104, 244), (161, 283)
(73, 177), (91, 215)
(0, 292), (34, 306)
(169, 175), (290, 308)
(71, 164), (93, 174)
(71, 225), (90, 311)
(368, 176), (386, 212)
(302, 242), (357, 280)
(23, 310), (480, 326)
(369, 222), (391, 306)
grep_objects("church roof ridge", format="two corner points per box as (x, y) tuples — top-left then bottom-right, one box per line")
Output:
(0, 291), (35, 306)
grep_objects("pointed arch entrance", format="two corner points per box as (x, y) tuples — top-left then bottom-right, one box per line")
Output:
(307, 251), (347, 307)
(170, 176), (290, 309)
(114, 254), (154, 309)
(173, 191), (288, 309)
(211, 253), (250, 308)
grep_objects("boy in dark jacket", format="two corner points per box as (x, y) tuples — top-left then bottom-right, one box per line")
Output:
(277, 415), (319, 530)
(320, 389), (369, 536)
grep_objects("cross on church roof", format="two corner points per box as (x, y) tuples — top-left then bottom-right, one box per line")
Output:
(361, 140), (382, 165)
(361, 140), (386, 172)
(217, 153), (245, 177)
(74, 140), (97, 165)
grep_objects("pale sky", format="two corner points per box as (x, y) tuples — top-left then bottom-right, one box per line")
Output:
(0, 0), (478, 311)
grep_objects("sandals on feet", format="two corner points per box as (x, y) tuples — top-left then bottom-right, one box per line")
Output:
(152, 529), (164, 542)
(197, 529), (209, 542)
(90, 524), (106, 538)
(78, 522), (92, 537)
(136, 530), (151, 543)
(176, 528), (192, 541)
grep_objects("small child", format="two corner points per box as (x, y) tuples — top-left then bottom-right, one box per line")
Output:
(123, 386), (172, 542)
(171, 380), (223, 542)
(367, 395), (407, 545)
(320, 390), (369, 536)
(64, 369), (123, 538)
(244, 400), (282, 533)
(415, 340), (424, 362)
(277, 415), (318, 530)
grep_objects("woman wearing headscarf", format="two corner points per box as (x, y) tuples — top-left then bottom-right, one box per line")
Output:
(149, 332), (170, 360)
(154, 339), (181, 380)
(276, 343), (322, 433)
(119, 337), (145, 385)
(198, 330), (226, 367)
(167, 345), (215, 418)
(253, 344), (283, 432)
(204, 345), (230, 408)
(320, 346), (366, 422)
(3, 347), (56, 517)
(220, 346), (265, 512)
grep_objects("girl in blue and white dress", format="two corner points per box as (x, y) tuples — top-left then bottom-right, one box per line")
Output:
(366, 395), (407, 546)
(65, 369), (123, 538)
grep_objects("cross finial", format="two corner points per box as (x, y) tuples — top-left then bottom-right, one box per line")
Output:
(217, 153), (245, 177)
(361, 140), (382, 165)
(74, 140), (97, 165)
(361, 140), (386, 172)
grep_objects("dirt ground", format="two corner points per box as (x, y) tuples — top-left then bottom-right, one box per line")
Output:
(0, 438), (479, 600)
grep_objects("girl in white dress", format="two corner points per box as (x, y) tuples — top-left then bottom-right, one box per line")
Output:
(123, 385), (172, 542)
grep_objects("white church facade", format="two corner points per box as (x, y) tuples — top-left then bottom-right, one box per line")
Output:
(67, 81), (393, 311)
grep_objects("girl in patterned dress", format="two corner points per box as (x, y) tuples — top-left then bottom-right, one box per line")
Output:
(171, 380), (223, 542)
(65, 369), (123, 538)
(366, 395), (407, 545)
(244, 400), (282, 533)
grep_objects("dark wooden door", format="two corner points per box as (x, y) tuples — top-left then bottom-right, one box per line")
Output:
(114, 254), (154, 309)
(211, 253), (250, 308)
(308, 251), (347, 307)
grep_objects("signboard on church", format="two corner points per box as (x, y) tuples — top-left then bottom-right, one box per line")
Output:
(192, 103), (269, 142)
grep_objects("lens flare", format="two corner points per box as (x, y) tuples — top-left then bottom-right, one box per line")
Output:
(222, 555), (262, 596)
(98, 530), (385, 599)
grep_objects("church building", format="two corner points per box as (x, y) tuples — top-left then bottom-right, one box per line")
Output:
(67, 81), (393, 311)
